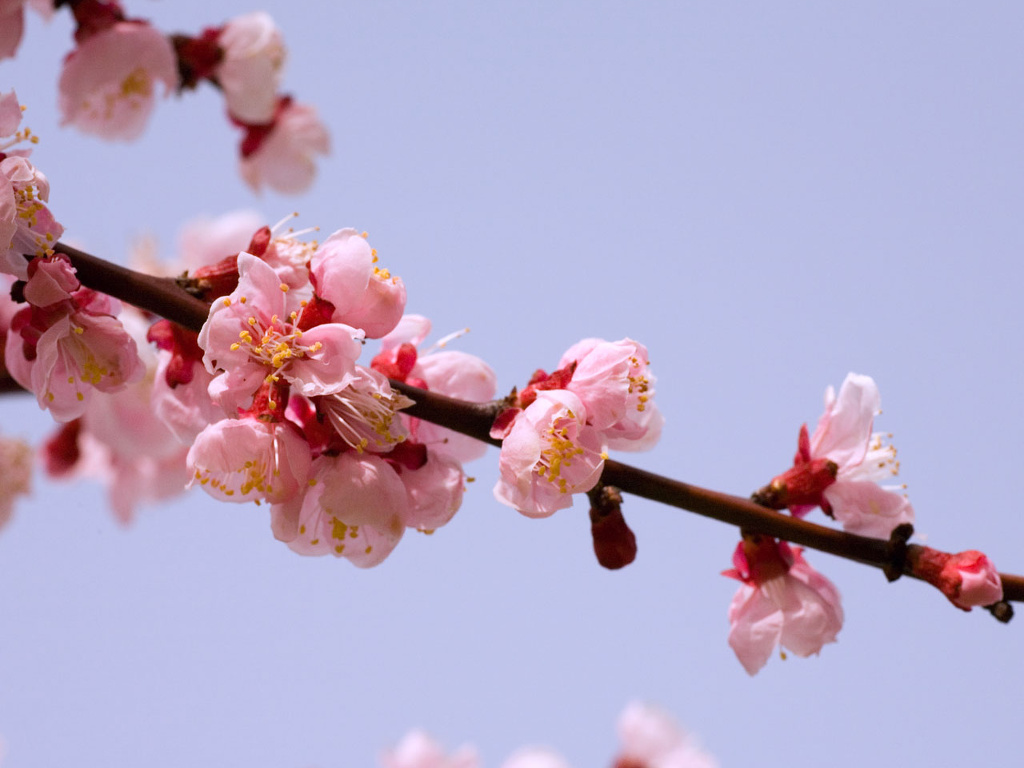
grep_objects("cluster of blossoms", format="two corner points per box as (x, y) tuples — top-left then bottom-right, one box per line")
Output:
(380, 701), (716, 768)
(2, 1), (327, 193)
(177, 222), (499, 566)
(10, 209), (496, 563)
(491, 338), (662, 518)
(725, 372), (1002, 674)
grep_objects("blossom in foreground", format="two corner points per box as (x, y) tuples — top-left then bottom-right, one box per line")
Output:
(310, 228), (407, 339)
(58, 21), (178, 141)
(198, 252), (363, 414)
(557, 337), (663, 451)
(238, 96), (330, 194)
(723, 534), (843, 675)
(6, 260), (144, 421)
(187, 416), (312, 505)
(271, 452), (408, 567)
(758, 372), (913, 538)
(908, 547), (1004, 610)
(493, 389), (606, 517)
(0, 430), (32, 530)
(615, 701), (718, 768)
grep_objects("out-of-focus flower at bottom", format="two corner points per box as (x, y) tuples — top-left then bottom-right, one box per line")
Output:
(379, 729), (479, 768)
(614, 701), (718, 768)
(379, 702), (716, 768)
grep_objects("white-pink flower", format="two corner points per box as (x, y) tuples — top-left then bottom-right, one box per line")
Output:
(723, 536), (843, 676)
(271, 452), (408, 567)
(494, 389), (606, 518)
(58, 21), (178, 141)
(615, 702), (718, 768)
(310, 228), (406, 338)
(216, 12), (285, 124)
(559, 337), (662, 451)
(239, 97), (329, 194)
(1, 90), (64, 278)
(6, 301), (144, 422)
(768, 373), (914, 538)
(199, 252), (363, 413)
(400, 450), (466, 532)
(379, 729), (480, 768)
(187, 416), (311, 505)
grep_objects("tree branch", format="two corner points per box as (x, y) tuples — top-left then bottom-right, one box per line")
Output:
(49, 241), (1024, 610)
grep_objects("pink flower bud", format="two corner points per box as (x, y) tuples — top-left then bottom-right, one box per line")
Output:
(909, 547), (1004, 610)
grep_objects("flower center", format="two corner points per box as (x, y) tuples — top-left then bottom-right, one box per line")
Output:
(536, 412), (585, 492)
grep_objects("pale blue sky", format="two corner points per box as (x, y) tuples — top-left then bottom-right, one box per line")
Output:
(2, 2), (1023, 766)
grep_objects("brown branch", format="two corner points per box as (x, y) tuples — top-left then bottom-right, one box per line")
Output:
(54, 242), (210, 331)
(48, 241), (1024, 610)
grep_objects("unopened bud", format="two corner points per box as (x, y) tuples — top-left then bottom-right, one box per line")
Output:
(589, 487), (636, 570)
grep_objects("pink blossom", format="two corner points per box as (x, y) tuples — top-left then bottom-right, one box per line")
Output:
(908, 547), (1004, 611)
(58, 21), (178, 141)
(765, 373), (914, 538)
(238, 97), (329, 194)
(494, 390), (606, 518)
(22, 253), (79, 306)
(271, 452), (408, 567)
(7, 301), (144, 422)
(614, 702), (717, 768)
(308, 228), (373, 314)
(379, 729), (479, 768)
(0, 430), (32, 530)
(310, 228), (406, 338)
(559, 337), (662, 451)
(187, 416), (311, 505)
(1, 90), (64, 278)
(400, 450), (465, 532)
(723, 535), (843, 676)
(199, 252), (363, 413)
(151, 350), (225, 443)
(216, 12), (285, 124)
